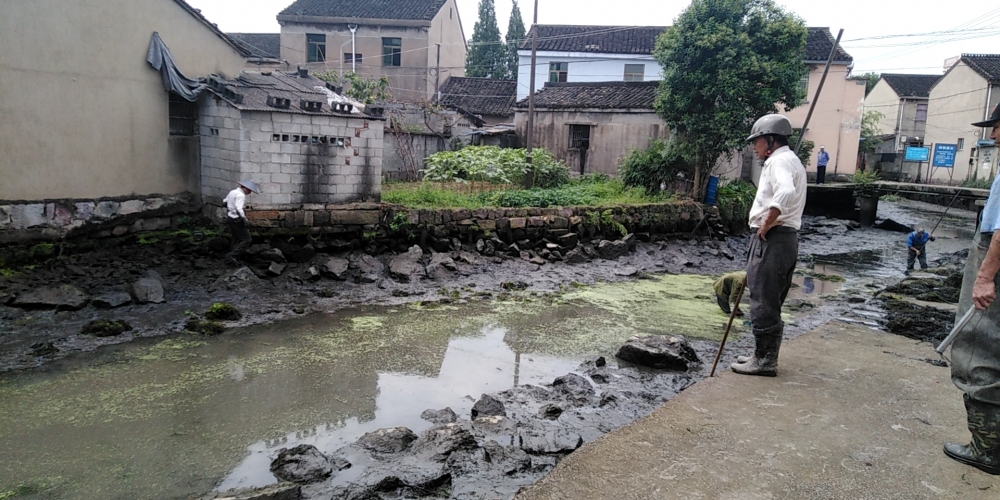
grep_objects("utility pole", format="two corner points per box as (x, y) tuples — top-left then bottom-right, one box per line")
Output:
(523, 0), (539, 189)
(434, 43), (442, 100)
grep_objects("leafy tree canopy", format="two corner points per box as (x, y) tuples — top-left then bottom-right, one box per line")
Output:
(856, 72), (880, 97)
(504, 0), (527, 81)
(654, 0), (808, 196)
(466, 0), (507, 79)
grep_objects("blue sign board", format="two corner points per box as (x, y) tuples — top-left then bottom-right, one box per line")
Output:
(932, 144), (957, 168)
(904, 146), (930, 162)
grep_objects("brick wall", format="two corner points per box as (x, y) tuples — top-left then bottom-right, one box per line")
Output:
(199, 98), (384, 207)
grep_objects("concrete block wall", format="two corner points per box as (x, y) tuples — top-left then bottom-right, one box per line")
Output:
(199, 99), (384, 208)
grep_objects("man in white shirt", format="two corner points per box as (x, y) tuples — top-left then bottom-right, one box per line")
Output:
(223, 180), (259, 265)
(731, 114), (807, 377)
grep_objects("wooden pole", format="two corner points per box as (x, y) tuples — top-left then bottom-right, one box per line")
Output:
(710, 279), (747, 377)
(795, 29), (845, 155)
(523, 0), (539, 189)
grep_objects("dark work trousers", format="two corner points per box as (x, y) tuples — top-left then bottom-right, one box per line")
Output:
(907, 245), (928, 270)
(746, 227), (799, 340)
(227, 217), (251, 260)
(816, 165), (827, 184)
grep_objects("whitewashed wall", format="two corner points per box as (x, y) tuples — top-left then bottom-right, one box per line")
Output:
(516, 51), (661, 100)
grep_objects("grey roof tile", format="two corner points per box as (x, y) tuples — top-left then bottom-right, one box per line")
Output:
(279, 0), (447, 21)
(962, 54), (1000, 82)
(437, 77), (517, 117)
(206, 71), (382, 119)
(228, 33), (281, 60)
(513, 81), (659, 110)
(879, 74), (940, 98)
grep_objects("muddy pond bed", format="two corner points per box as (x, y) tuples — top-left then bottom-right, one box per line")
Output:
(0, 197), (980, 499)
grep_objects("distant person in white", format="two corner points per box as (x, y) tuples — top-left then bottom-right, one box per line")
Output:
(223, 180), (259, 265)
(731, 114), (807, 377)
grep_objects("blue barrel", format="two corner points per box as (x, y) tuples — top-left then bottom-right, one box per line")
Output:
(704, 175), (720, 205)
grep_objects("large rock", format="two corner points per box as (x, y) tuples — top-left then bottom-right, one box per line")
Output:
(518, 424), (583, 454)
(267, 262), (287, 276)
(92, 292), (132, 309)
(357, 426), (418, 454)
(420, 407), (458, 424)
(616, 334), (701, 370)
(351, 254), (384, 284)
(425, 253), (457, 280)
(597, 239), (629, 260)
(257, 248), (286, 264)
(552, 373), (595, 400)
(288, 244), (316, 264)
(389, 245), (424, 282)
(130, 270), (165, 304)
(563, 248), (588, 264)
(269, 444), (332, 484)
(557, 232), (579, 250)
(445, 441), (531, 478)
(410, 423), (478, 462)
(13, 284), (89, 310)
(322, 257), (350, 280)
(471, 394), (505, 419)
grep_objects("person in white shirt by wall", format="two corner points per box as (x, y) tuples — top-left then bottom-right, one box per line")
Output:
(223, 180), (259, 266)
(731, 114), (807, 377)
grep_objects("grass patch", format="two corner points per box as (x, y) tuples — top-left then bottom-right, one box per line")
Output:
(383, 178), (674, 209)
(881, 194), (904, 202)
(204, 303), (242, 321)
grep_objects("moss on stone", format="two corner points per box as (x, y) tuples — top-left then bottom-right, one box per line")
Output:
(204, 303), (242, 321)
(80, 319), (133, 337)
(185, 319), (225, 336)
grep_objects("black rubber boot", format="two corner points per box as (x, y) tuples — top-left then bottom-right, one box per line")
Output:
(944, 395), (1000, 475)
(732, 335), (781, 377)
(716, 294), (731, 315)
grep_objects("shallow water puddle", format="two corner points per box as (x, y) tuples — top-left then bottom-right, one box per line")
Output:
(0, 274), (736, 499)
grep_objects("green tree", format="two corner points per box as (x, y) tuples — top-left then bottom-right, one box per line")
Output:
(343, 72), (392, 104)
(859, 110), (885, 154)
(504, 0), (527, 80)
(654, 0), (808, 198)
(857, 71), (880, 97)
(466, 0), (506, 78)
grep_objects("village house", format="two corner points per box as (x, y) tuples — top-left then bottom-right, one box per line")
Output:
(276, 0), (467, 103)
(436, 76), (518, 126)
(513, 81), (666, 176)
(199, 70), (385, 214)
(516, 25), (864, 180)
(862, 74), (940, 180)
(229, 33), (285, 71)
(0, 0), (248, 241)
(924, 54), (1000, 183)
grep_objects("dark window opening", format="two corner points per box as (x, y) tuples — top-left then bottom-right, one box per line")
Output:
(383, 37), (402, 66)
(549, 62), (568, 83)
(168, 92), (197, 136)
(307, 34), (326, 63)
(915, 103), (928, 122)
(344, 53), (363, 64)
(958, 138), (965, 150)
(570, 124), (591, 149)
(624, 64), (645, 81)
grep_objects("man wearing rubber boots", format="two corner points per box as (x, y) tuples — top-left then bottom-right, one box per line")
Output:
(731, 115), (806, 377)
(945, 103), (1000, 475)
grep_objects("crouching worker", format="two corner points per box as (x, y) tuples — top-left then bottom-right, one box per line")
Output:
(945, 104), (1000, 475)
(732, 114), (806, 377)
(713, 271), (747, 316)
(223, 180), (259, 266)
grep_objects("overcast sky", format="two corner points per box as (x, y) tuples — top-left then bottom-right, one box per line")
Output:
(186, 0), (1000, 75)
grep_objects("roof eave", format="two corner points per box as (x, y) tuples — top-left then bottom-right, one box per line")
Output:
(277, 14), (433, 28)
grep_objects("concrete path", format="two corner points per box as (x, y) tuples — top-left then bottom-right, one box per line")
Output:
(517, 322), (999, 500)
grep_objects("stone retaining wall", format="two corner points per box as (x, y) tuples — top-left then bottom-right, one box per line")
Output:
(0, 193), (199, 245)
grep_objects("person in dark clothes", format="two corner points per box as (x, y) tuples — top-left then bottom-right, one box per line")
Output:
(816, 145), (829, 184)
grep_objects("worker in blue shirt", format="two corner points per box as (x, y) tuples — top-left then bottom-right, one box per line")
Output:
(816, 145), (830, 184)
(905, 227), (936, 275)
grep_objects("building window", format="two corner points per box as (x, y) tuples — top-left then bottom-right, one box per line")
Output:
(307, 34), (326, 63)
(549, 62), (568, 83)
(958, 138), (965, 150)
(624, 64), (645, 81)
(799, 73), (810, 99)
(569, 124), (591, 149)
(344, 53), (363, 64)
(168, 92), (197, 136)
(915, 103), (928, 122)
(382, 38), (402, 66)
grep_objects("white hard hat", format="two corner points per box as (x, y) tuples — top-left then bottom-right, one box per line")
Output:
(746, 114), (793, 142)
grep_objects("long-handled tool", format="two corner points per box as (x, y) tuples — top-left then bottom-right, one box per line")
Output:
(710, 278), (747, 377)
(929, 190), (964, 235)
(936, 306), (980, 354)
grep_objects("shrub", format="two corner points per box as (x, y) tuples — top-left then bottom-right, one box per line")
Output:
(205, 302), (242, 321)
(716, 179), (757, 223)
(619, 140), (694, 195)
(422, 146), (569, 189)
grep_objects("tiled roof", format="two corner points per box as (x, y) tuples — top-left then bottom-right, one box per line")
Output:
(171, 0), (251, 57)
(805, 27), (852, 63)
(961, 54), (1000, 82)
(879, 74), (940, 98)
(278, 0), (447, 21)
(513, 81), (659, 110)
(207, 71), (382, 119)
(228, 33), (281, 60)
(520, 25), (667, 54)
(437, 77), (517, 117)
